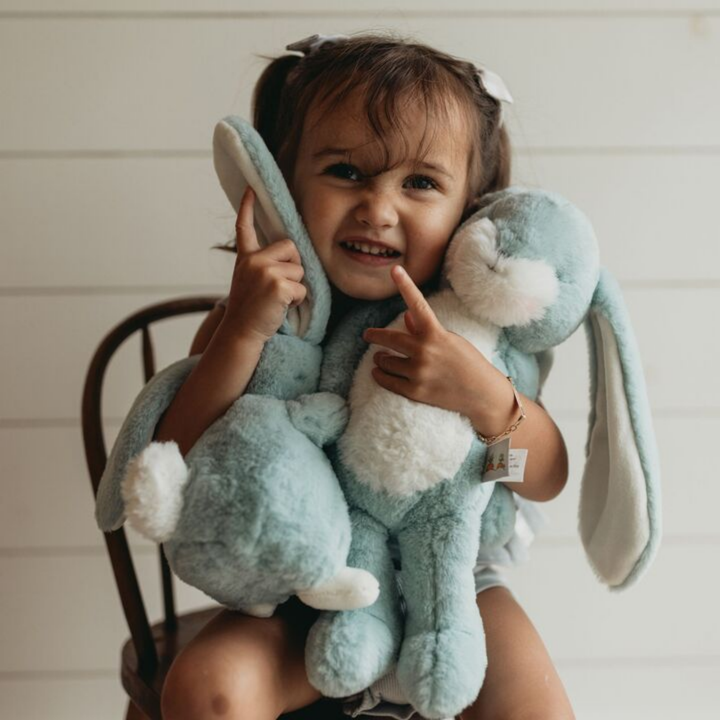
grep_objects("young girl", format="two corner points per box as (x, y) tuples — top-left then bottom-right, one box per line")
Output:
(153, 33), (575, 720)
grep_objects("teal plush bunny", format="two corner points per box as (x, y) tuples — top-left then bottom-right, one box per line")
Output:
(304, 189), (662, 719)
(94, 119), (660, 720)
(95, 116), (381, 615)
(95, 116), (518, 616)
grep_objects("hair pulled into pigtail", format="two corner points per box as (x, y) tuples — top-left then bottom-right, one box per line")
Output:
(252, 53), (302, 160)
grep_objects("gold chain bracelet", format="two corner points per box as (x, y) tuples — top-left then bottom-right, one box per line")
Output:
(476, 375), (526, 446)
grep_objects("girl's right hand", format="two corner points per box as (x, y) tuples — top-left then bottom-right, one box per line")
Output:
(220, 186), (306, 344)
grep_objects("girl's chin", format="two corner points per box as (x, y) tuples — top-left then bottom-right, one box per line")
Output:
(330, 274), (397, 301)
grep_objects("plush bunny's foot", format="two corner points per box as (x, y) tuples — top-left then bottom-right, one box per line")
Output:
(305, 610), (399, 698)
(397, 628), (487, 720)
(121, 441), (189, 543)
(297, 566), (379, 611)
(237, 603), (277, 618)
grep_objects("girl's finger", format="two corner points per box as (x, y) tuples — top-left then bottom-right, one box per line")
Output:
(234, 186), (262, 255)
(374, 351), (411, 379)
(390, 266), (438, 334)
(275, 261), (305, 282)
(364, 327), (416, 356)
(287, 280), (307, 309)
(371, 365), (412, 398)
(403, 309), (417, 335)
(264, 238), (302, 266)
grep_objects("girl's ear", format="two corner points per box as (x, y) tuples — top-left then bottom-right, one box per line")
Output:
(580, 269), (662, 590)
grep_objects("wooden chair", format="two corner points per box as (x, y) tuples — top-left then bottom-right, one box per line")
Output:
(82, 296), (346, 719)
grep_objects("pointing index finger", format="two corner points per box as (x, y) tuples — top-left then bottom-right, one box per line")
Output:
(391, 265), (438, 334)
(235, 186), (261, 254)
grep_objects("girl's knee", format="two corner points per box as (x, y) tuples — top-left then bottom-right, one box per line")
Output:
(482, 709), (575, 720)
(161, 648), (281, 720)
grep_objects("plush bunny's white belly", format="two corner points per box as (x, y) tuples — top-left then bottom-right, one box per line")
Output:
(338, 290), (500, 497)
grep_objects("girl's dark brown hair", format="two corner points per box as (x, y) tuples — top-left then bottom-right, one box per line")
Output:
(217, 32), (511, 252)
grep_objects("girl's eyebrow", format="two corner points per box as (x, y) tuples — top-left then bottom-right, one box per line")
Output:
(312, 148), (351, 159)
(312, 148), (454, 179)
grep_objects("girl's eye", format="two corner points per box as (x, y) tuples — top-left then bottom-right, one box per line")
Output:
(405, 175), (438, 191)
(325, 163), (362, 181)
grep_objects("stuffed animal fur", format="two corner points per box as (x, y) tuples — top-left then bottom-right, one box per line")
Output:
(94, 117), (661, 720)
(304, 188), (662, 719)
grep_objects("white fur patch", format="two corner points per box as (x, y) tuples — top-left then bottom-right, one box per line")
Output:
(446, 218), (560, 328)
(339, 294), (499, 496)
(297, 566), (380, 610)
(121, 441), (189, 543)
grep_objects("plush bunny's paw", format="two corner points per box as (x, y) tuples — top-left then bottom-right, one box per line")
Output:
(287, 392), (348, 446)
(306, 610), (399, 698)
(297, 566), (379, 611)
(397, 628), (487, 720)
(121, 441), (189, 543)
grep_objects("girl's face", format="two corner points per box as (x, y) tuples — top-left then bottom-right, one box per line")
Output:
(291, 90), (472, 300)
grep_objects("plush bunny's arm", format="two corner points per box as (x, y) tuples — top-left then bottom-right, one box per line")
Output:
(581, 268), (662, 589)
(95, 356), (200, 531)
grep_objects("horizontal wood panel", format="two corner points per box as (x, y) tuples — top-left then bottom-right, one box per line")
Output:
(0, 412), (705, 549)
(3, 152), (717, 290)
(4, 1), (720, 14)
(558, 663), (720, 720)
(0, 293), (218, 421)
(0, 553), (215, 673)
(1, 662), (718, 720)
(0, 675), (126, 720)
(512, 152), (720, 283)
(507, 542), (720, 661)
(1, 17), (718, 151)
(0, 287), (709, 420)
(1, 543), (715, 673)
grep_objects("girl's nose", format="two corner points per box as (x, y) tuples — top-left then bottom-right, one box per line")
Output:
(353, 190), (399, 229)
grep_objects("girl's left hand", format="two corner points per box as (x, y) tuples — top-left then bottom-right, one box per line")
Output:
(363, 265), (503, 420)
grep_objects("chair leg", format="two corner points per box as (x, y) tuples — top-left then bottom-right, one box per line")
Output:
(125, 700), (151, 720)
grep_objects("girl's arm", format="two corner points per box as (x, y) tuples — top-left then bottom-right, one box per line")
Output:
(467, 370), (569, 503)
(153, 304), (266, 457)
(155, 186), (306, 458)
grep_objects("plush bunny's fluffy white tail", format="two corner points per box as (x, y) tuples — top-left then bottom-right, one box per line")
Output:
(121, 441), (189, 543)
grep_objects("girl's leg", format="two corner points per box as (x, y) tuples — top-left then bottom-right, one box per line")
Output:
(460, 587), (575, 720)
(161, 599), (323, 720)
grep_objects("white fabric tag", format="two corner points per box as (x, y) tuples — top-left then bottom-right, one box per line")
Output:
(481, 437), (527, 483)
(505, 449), (528, 483)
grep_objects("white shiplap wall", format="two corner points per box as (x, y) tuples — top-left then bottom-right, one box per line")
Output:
(2, 1), (719, 718)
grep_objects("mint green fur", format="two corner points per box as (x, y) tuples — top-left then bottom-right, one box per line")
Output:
(95, 117), (660, 720)
(304, 188), (660, 719)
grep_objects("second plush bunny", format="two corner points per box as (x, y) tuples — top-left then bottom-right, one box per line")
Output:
(305, 187), (661, 720)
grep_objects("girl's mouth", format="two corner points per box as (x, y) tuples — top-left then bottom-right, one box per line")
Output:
(339, 240), (402, 265)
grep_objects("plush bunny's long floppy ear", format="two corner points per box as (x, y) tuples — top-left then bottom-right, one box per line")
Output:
(580, 268), (662, 590)
(213, 116), (330, 345)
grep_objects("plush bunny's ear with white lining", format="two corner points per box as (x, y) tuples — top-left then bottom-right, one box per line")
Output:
(580, 269), (661, 589)
(213, 116), (330, 345)
(456, 188), (661, 590)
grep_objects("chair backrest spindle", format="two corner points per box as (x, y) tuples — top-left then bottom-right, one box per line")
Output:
(82, 297), (219, 678)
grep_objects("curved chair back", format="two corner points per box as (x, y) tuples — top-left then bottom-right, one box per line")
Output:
(81, 296), (219, 676)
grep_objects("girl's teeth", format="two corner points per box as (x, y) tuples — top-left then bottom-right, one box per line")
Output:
(345, 241), (397, 257)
